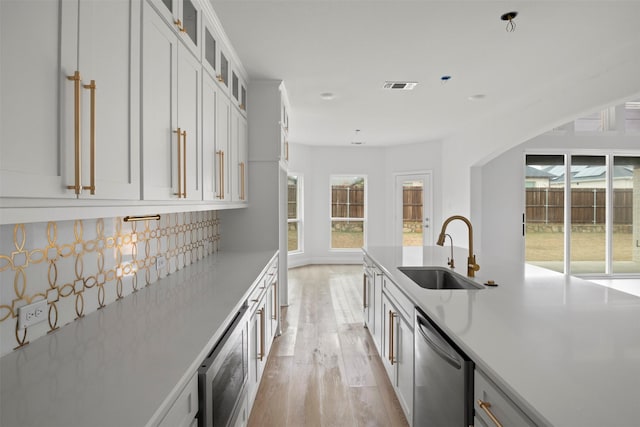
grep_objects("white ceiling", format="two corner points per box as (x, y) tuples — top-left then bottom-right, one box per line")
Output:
(210, 1), (640, 147)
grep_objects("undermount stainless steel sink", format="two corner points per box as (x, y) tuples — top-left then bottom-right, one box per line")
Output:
(398, 267), (484, 290)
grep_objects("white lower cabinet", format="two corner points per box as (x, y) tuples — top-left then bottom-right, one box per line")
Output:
(363, 257), (383, 353)
(381, 289), (414, 425)
(157, 372), (198, 427)
(475, 369), (537, 427)
(246, 256), (279, 412)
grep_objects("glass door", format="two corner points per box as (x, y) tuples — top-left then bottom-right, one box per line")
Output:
(612, 156), (640, 274)
(524, 155), (566, 273)
(395, 173), (432, 247)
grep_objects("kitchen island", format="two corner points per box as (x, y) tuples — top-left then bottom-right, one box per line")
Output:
(365, 245), (640, 427)
(0, 249), (277, 427)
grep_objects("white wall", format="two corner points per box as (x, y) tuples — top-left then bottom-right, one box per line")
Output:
(288, 140), (442, 266)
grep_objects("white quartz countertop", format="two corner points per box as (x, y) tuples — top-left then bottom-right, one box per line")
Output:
(0, 250), (277, 427)
(365, 246), (640, 427)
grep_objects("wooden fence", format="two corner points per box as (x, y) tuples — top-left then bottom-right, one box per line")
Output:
(526, 188), (632, 224)
(288, 185), (425, 220)
(331, 185), (365, 218)
(292, 186), (632, 224)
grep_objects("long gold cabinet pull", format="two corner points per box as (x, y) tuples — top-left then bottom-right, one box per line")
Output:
(66, 71), (82, 195)
(182, 130), (187, 198)
(258, 308), (265, 361)
(216, 150), (225, 199)
(173, 129), (187, 198)
(239, 161), (246, 200)
(82, 80), (96, 194)
(477, 400), (504, 427)
(272, 281), (277, 320)
(173, 128), (183, 198)
(66, 71), (97, 196)
(389, 310), (397, 365)
(363, 274), (368, 309)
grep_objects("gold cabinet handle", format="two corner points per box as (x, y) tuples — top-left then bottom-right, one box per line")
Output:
(272, 280), (277, 320)
(66, 71), (82, 195)
(216, 150), (224, 199)
(221, 151), (225, 199)
(174, 19), (186, 32)
(477, 400), (504, 427)
(82, 80), (96, 194)
(363, 274), (368, 309)
(181, 130), (187, 198)
(285, 141), (289, 161)
(258, 307), (265, 361)
(388, 310), (396, 365)
(216, 74), (225, 84)
(239, 161), (246, 200)
(173, 128), (183, 198)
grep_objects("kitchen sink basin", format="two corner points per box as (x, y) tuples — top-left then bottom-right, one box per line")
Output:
(398, 267), (484, 290)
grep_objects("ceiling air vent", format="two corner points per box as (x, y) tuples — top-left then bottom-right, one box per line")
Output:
(383, 81), (418, 90)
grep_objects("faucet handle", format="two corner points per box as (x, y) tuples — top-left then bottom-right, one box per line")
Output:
(447, 257), (455, 269)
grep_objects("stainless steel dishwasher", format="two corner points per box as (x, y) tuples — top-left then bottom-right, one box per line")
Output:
(414, 307), (474, 427)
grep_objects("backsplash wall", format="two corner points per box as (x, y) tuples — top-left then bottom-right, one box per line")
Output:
(0, 211), (220, 357)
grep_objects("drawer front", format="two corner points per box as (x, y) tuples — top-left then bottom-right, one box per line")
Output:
(474, 370), (536, 427)
(382, 275), (413, 321)
(158, 372), (198, 427)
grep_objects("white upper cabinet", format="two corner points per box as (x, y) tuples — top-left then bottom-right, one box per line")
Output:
(202, 72), (219, 201)
(231, 107), (248, 203)
(215, 91), (232, 202)
(149, 0), (201, 58)
(1, 0), (140, 200)
(280, 89), (290, 167)
(141, 1), (201, 201)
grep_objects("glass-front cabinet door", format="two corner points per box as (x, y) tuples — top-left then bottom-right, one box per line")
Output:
(149, 0), (200, 58)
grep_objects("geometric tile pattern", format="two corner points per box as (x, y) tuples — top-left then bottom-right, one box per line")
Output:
(0, 210), (220, 357)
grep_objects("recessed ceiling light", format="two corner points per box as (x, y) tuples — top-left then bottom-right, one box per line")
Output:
(468, 94), (486, 101)
(320, 92), (335, 100)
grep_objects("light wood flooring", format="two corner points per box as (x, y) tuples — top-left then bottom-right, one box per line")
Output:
(248, 265), (409, 427)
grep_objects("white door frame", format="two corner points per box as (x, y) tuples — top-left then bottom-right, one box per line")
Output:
(394, 171), (434, 247)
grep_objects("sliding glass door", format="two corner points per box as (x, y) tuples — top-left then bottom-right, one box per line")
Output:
(612, 156), (640, 274)
(525, 153), (640, 277)
(525, 155), (566, 273)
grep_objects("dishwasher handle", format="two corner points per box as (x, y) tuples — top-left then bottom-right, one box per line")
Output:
(416, 313), (462, 370)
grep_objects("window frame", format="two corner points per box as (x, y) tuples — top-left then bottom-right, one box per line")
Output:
(287, 174), (303, 254)
(329, 175), (367, 251)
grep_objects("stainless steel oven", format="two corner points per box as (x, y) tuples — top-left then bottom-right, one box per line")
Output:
(198, 305), (249, 427)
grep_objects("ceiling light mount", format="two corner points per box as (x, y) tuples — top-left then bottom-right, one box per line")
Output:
(351, 129), (365, 145)
(501, 11), (518, 32)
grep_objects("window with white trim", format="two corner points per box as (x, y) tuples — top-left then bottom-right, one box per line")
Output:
(330, 175), (366, 249)
(287, 174), (302, 253)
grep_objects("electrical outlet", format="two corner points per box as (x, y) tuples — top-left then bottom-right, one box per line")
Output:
(18, 299), (48, 330)
(156, 255), (167, 272)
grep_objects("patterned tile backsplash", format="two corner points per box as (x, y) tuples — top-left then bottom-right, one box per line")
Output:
(0, 211), (220, 357)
